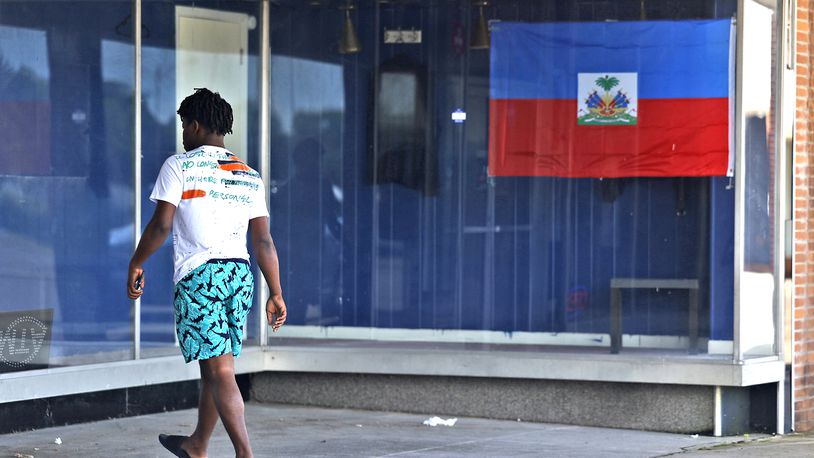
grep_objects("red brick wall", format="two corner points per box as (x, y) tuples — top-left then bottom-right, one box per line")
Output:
(794, 0), (814, 433)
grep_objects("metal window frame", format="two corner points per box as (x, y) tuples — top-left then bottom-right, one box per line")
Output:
(734, 0), (785, 364)
(0, 345), (784, 404)
(258, 0), (271, 347)
(733, 0), (746, 363)
(131, 0), (142, 361)
(773, 0), (789, 435)
(734, 0), (787, 433)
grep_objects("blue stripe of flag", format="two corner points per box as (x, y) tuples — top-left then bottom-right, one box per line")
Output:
(490, 19), (732, 100)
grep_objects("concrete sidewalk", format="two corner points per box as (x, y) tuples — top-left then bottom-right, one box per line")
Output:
(0, 403), (810, 457)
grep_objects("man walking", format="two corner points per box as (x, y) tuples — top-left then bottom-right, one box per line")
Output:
(127, 88), (286, 458)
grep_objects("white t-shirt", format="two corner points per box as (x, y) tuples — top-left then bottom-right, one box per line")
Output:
(150, 145), (269, 284)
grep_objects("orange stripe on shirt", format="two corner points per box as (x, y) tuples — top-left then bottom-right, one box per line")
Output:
(219, 163), (252, 172)
(181, 189), (207, 199)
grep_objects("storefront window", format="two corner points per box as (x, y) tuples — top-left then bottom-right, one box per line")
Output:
(268, 0), (745, 355)
(0, 0), (781, 379)
(139, 0), (264, 357)
(0, 1), (134, 368)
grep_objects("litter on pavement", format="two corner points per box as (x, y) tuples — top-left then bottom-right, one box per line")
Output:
(423, 417), (458, 427)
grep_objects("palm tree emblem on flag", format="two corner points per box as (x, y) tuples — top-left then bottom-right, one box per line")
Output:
(577, 73), (638, 125)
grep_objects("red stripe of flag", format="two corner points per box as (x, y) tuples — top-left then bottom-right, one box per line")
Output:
(488, 98), (729, 178)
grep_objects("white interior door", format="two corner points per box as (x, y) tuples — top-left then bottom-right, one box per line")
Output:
(176, 6), (249, 155)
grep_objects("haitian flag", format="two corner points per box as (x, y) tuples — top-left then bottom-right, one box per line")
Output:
(489, 20), (734, 178)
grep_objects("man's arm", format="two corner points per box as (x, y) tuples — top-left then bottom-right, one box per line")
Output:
(127, 200), (176, 299)
(249, 216), (287, 331)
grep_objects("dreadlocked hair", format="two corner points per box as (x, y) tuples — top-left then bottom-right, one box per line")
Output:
(177, 88), (234, 136)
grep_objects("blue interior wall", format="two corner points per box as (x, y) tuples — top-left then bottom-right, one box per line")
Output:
(710, 177), (736, 340)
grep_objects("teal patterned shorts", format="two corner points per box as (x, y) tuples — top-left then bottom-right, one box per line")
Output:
(173, 259), (254, 363)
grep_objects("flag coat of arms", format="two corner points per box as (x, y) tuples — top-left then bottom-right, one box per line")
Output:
(488, 20), (734, 178)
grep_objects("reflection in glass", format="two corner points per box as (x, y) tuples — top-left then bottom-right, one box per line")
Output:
(739, 0), (777, 358)
(0, 1), (134, 367)
(139, 1), (263, 357)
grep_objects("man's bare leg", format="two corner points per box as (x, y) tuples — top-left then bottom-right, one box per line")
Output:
(181, 374), (219, 458)
(197, 353), (253, 458)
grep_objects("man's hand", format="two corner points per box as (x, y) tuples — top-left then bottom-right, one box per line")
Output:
(266, 295), (287, 332)
(127, 265), (145, 300)
(127, 201), (175, 300)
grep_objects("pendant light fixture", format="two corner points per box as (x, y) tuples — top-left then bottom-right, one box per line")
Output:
(339, 3), (361, 54)
(470, 1), (489, 50)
